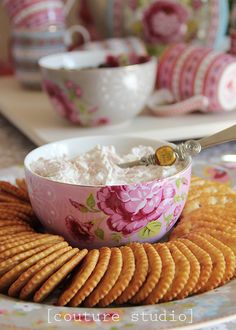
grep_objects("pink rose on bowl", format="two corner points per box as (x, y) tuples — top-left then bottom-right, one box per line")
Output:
(142, 0), (189, 43)
(97, 182), (176, 235)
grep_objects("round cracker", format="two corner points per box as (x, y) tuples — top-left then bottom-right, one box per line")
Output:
(0, 235), (64, 261)
(0, 233), (38, 246)
(190, 229), (236, 276)
(0, 234), (49, 252)
(0, 243), (56, 276)
(170, 240), (200, 299)
(84, 247), (122, 307)
(68, 247), (111, 307)
(130, 243), (162, 304)
(34, 249), (88, 302)
(188, 228), (236, 254)
(178, 238), (212, 294)
(190, 177), (229, 187)
(58, 249), (100, 306)
(182, 193), (236, 216)
(0, 181), (29, 201)
(114, 243), (148, 305)
(0, 191), (25, 203)
(0, 203), (33, 216)
(0, 242), (69, 291)
(0, 233), (40, 248)
(8, 246), (72, 297)
(0, 219), (28, 227)
(19, 248), (79, 299)
(0, 224), (32, 236)
(170, 220), (236, 241)
(160, 244), (190, 302)
(188, 181), (234, 201)
(180, 210), (236, 225)
(0, 210), (31, 222)
(184, 234), (225, 293)
(15, 178), (28, 192)
(99, 246), (135, 307)
(143, 244), (175, 305)
(198, 233), (235, 285)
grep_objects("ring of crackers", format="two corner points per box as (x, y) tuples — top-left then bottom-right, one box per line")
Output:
(0, 177), (235, 308)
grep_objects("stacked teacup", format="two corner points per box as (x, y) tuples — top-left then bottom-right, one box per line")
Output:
(3, 0), (80, 88)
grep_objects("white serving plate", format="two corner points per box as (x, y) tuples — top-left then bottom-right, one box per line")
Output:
(0, 77), (236, 146)
(0, 164), (236, 330)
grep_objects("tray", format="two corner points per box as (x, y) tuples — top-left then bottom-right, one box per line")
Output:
(0, 77), (236, 146)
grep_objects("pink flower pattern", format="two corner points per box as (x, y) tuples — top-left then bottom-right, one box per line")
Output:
(97, 182), (176, 235)
(65, 215), (94, 241)
(43, 79), (109, 126)
(142, 0), (189, 44)
(43, 80), (80, 123)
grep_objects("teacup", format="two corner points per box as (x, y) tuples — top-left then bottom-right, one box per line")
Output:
(39, 50), (157, 126)
(148, 43), (236, 116)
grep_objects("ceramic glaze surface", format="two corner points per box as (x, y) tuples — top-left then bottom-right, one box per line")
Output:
(39, 51), (157, 126)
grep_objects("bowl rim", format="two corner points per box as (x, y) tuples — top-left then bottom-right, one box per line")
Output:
(24, 135), (192, 188)
(38, 50), (157, 73)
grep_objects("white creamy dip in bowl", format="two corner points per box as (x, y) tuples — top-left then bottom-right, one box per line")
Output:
(24, 136), (192, 248)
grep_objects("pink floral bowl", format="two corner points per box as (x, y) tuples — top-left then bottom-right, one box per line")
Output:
(24, 136), (191, 248)
(39, 50), (157, 127)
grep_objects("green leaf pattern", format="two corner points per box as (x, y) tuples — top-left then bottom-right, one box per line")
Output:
(95, 228), (105, 240)
(138, 221), (162, 239)
(86, 193), (95, 209)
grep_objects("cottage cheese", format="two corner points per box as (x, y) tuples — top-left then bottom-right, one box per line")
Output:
(31, 145), (185, 185)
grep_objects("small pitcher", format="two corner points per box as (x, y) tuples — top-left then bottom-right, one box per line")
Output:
(11, 25), (90, 89)
(3, 0), (75, 30)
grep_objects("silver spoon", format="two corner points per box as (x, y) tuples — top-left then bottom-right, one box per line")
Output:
(118, 124), (236, 168)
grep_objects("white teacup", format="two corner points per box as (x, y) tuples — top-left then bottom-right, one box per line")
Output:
(39, 50), (157, 126)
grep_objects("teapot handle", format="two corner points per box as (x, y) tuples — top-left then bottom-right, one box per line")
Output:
(64, 25), (91, 47)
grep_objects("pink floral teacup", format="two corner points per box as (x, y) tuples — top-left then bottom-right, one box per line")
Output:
(24, 136), (192, 249)
(148, 43), (236, 116)
(39, 50), (157, 126)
